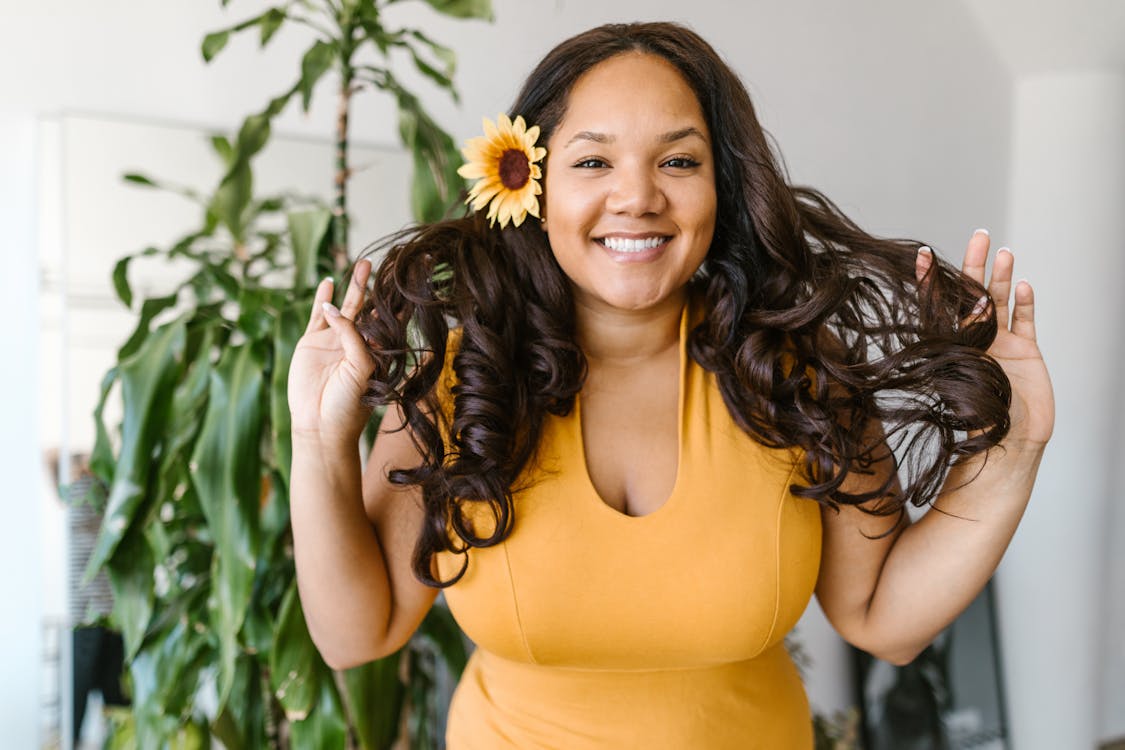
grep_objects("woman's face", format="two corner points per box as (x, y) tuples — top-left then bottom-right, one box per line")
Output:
(542, 52), (717, 315)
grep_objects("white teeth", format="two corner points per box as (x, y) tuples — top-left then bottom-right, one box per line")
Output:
(600, 236), (667, 252)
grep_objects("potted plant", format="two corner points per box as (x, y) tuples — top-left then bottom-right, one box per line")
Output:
(79, 1), (490, 747)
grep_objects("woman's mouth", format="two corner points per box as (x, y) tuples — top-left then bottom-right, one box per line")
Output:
(594, 235), (673, 261)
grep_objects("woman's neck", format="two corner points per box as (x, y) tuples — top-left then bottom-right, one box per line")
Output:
(573, 290), (686, 366)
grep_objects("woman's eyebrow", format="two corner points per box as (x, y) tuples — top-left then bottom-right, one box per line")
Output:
(563, 126), (708, 148)
(659, 126), (707, 144)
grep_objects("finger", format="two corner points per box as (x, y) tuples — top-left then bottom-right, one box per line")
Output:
(989, 247), (1014, 330)
(915, 246), (933, 285)
(1010, 279), (1036, 340)
(339, 258), (372, 320)
(322, 301), (376, 372)
(304, 276), (335, 335)
(961, 228), (991, 286)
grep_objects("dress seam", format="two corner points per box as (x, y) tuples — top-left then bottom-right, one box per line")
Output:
(502, 538), (538, 664)
(757, 456), (802, 656)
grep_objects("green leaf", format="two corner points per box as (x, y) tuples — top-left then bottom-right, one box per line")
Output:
(117, 292), (179, 362)
(105, 524), (155, 660)
(112, 256), (133, 308)
(405, 30), (458, 99)
(85, 320), (186, 581)
(408, 29), (456, 73)
(236, 113), (271, 161)
(259, 7), (286, 46)
(270, 580), (319, 719)
(257, 470), (291, 567)
(407, 646), (437, 750)
(409, 135), (444, 223)
(123, 173), (159, 188)
(204, 7), (288, 63)
(150, 618), (209, 716)
(287, 207), (333, 294)
(210, 134), (235, 165)
(103, 707), (137, 750)
(168, 230), (213, 262)
(241, 595), (275, 657)
(405, 45), (456, 97)
(299, 40), (337, 112)
(271, 301), (304, 493)
(417, 600), (468, 676)
(190, 341), (265, 703)
(342, 653), (405, 750)
(169, 720), (208, 750)
(150, 322), (216, 525)
(212, 654), (266, 750)
(396, 92), (463, 222)
(207, 263), (242, 300)
(366, 25), (394, 55)
(211, 161), (253, 241)
(88, 367), (119, 490)
(415, 0), (493, 20)
(264, 84), (298, 119)
(128, 646), (171, 746)
(289, 661), (349, 750)
(236, 287), (274, 342)
(255, 196), (286, 213)
(202, 30), (230, 62)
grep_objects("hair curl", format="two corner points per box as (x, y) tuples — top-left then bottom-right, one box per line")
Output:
(354, 22), (1010, 587)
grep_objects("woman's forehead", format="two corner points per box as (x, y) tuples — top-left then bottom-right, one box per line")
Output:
(550, 53), (708, 146)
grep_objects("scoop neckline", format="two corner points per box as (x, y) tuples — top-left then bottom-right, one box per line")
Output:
(573, 301), (689, 522)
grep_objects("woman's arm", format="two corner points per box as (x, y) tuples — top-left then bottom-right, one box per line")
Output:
(288, 261), (438, 670)
(816, 230), (1054, 665)
(291, 409), (439, 671)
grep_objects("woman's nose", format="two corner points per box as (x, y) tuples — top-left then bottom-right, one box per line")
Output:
(605, 165), (667, 216)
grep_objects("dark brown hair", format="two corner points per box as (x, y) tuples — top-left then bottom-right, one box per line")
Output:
(355, 22), (1009, 587)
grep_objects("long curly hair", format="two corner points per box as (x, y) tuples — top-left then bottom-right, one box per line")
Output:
(355, 22), (1010, 588)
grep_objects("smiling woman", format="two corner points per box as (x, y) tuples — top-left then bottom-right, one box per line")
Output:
(286, 21), (1053, 750)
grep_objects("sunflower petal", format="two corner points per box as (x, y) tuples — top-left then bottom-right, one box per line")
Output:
(483, 116), (500, 143)
(458, 163), (489, 179)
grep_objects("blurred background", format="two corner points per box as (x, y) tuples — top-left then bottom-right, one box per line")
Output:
(1, 0), (1122, 748)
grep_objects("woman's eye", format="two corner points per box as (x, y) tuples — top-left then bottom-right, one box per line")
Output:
(573, 158), (608, 169)
(663, 157), (701, 169)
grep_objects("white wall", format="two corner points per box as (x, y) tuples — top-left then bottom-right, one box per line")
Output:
(0, 0), (1012, 249)
(999, 70), (1125, 748)
(0, 113), (45, 750)
(2, 0), (1028, 744)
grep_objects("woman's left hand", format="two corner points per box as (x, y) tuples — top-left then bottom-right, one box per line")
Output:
(917, 229), (1055, 447)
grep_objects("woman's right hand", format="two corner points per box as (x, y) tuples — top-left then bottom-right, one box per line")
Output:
(287, 258), (377, 447)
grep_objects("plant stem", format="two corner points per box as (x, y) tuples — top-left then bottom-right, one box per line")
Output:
(332, 28), (355, 274)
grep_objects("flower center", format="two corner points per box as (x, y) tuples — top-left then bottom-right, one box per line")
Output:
(498, 149), (530, 190)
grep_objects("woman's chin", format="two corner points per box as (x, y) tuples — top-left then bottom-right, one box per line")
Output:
(572, 282), (685, 315)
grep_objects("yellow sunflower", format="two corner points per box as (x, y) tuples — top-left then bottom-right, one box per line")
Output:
(457, 113), (547, 229)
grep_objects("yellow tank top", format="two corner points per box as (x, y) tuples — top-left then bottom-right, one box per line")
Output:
(434, 298), (823, 749)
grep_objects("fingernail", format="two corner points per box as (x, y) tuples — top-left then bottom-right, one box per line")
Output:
(322, 301), (341, 318)
(918, 245), (932, 256)
(998, 246), (1012, 257)
(971, 295), (988, 316)
(973, 228), (990, 237)
(322, 276), (334, 285)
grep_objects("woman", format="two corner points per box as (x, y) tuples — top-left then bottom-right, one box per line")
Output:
(286, 22), (1053, 749)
